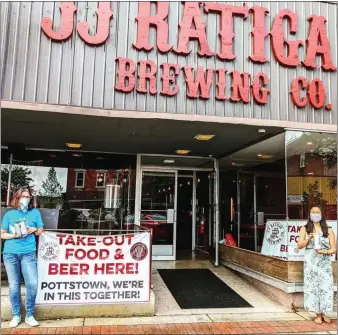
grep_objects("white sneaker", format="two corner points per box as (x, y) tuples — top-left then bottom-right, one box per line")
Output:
(25, 316), (39, 327)
(9, 315), (21, 328)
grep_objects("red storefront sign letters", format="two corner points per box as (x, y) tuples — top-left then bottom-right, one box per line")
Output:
(41, 2), (336, 110)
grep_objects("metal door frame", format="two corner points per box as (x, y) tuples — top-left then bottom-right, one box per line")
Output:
(136, 166), (178, 261)
(135, 154), (219, 263)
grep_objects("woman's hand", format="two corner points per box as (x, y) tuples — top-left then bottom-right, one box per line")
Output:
(315, 249), (329, 255)
(308, 233), (315, 240)
(27, 227), (38, 234)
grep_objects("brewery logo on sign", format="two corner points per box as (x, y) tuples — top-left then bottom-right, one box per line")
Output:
(40, 242), (60, 261)
(265, 222), (285, 245)
(130, 242), (148, 261)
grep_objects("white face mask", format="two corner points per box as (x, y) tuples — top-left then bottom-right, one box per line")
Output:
(19, 198), (30, 213)
(310, 213), (322, 223)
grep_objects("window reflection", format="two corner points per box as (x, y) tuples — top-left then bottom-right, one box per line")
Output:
(0, 150), (136, 230)
(286, 131), (337, 220)
(139, 173), (175, 246)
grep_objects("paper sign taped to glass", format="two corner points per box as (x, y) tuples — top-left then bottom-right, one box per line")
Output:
(261, 220), (337, 261)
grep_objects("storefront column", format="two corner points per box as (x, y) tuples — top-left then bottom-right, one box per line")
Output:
(214, 159), (220, 266)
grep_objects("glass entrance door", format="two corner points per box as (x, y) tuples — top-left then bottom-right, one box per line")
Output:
(195, 171), (214, 254)
(254, 174), (286, 252)
(140, 170), (177, 260)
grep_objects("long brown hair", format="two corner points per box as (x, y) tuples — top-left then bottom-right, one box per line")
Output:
(10, 187), (34, 211)
(305, 206), (329, 238)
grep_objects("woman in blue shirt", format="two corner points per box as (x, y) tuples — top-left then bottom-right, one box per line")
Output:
(1, 187), (44, 328)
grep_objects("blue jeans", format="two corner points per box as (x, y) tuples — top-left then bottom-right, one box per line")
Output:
(3, 252), (38, 317)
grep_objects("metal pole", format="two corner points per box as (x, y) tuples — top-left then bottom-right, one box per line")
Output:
(208, 173), (212, 247)
(127, 167), (131, 216)
(253, 174), (257, 252)
(214, 159), (220, 266)
(6, 154), (13, 206)
(236, 169), (241, 248)
(134, 154), (142, 226)
(192, 171), (196, 251)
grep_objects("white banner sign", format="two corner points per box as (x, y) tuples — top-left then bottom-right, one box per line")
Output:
(36, 231), (151, 305)
(261, 220), (337, 261)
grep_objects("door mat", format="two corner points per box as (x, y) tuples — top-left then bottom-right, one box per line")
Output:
(157, 268), (253, 309)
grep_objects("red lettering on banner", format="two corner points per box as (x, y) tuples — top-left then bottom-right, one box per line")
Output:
(215, 69), (227, 100)
(204, 3), (249, 60)
(183, 66), (214, 99)
(291, 77), (308, 107)
(77, 2), (113, 45)
(230, 71), (250, 103)
(126, 263), (137, 274)
(65, 248), (74, 260)
(87, 237), (96, 246)
(115, 57), (136, 93)
(58, 235), (98, 246)
(41, 2), (77, 41)
(56, 234), (67, 245)
(48, 263), (58, 275)
(103, 236), (114, 246)
(93, 263), (138, 275)
(175, 2), (213, 57)
(125, 234), (134, 245)
(65, 235), (76, 246)
(249, 6), (269, 63)
(161, 63), (179, 96)
(270, 9), (303, 67)
(74, 236), (86, 246)
(302, 15), (336, 71)
(65, 248), (109, 260)
(137, 60), (157, 94)
(290, 235), (299, 243)
(114, 235), (125, 246)
(251, 72), (270, 104)
(308, 78), (326, 109)
(133, 2), (172, 53)
(115, 263), (125, 274)
(102, 234), (134, 246)
(280, 245), (288, 252)
(48, 263), (92, 275)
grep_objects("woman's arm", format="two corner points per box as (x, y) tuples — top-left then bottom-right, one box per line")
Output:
(318, 229), (337, 255)
(26, 227), (43, 236)
(297, 227), (313, 249)
(316, 229), (337, 255)
(1, 228), (16, 240)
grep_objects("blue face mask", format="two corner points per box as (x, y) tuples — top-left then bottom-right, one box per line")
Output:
(19, 198), (30, 212)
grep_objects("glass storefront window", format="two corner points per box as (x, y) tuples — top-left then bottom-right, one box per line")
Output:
(286, 131), (337, 221)
(1, 149), (137, 231)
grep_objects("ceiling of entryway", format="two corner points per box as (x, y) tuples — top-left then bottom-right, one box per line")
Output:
(1, 107), (283, 164)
